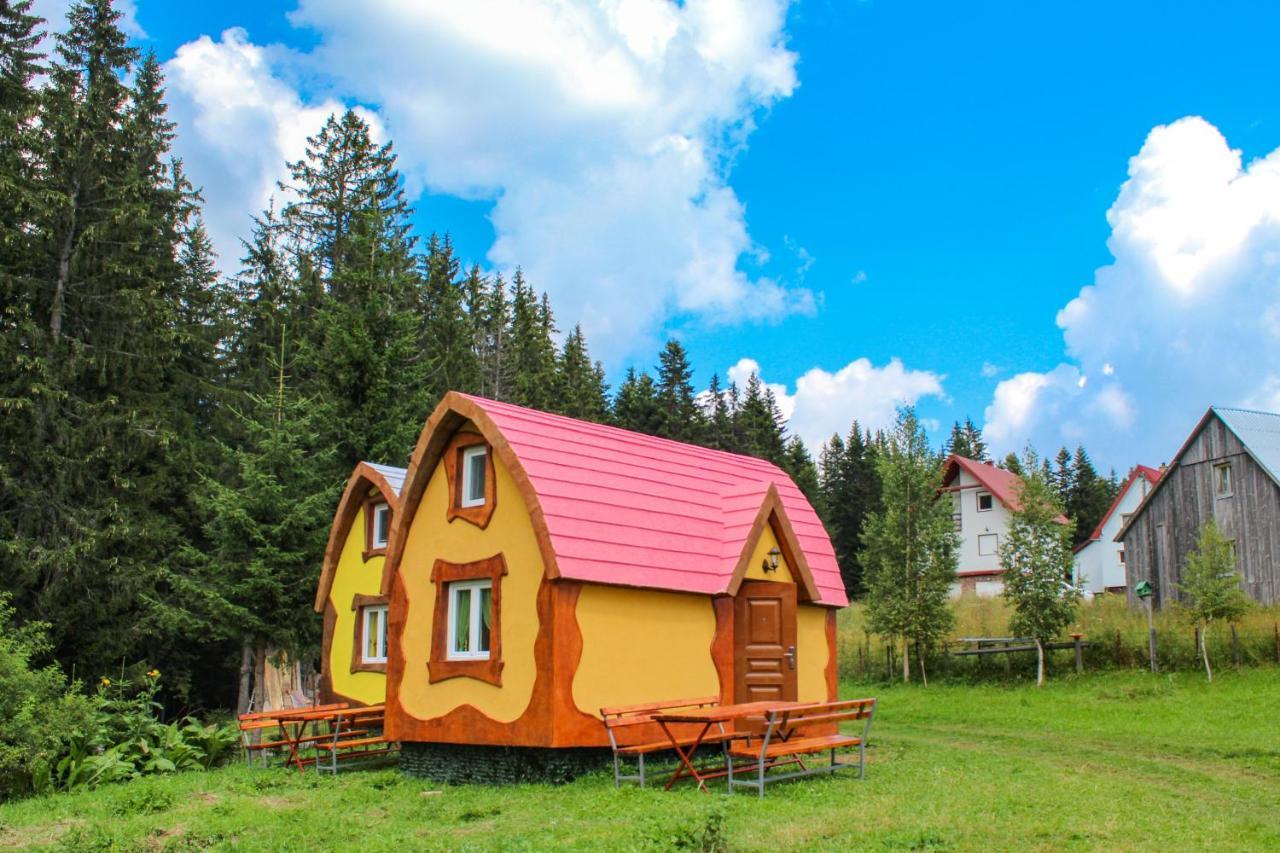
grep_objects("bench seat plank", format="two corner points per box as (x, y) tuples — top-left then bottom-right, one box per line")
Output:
(315, 736), (396, 751)
(730, 734), (860, 760)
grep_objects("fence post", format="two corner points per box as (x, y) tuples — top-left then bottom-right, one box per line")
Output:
(1231, 624), (1242, 667)
(1072, 633), (1084, 674)
(1114, 629), (1122, 668)
(1274, 622), (1279, 665)
(1144, 596), (1158, 674)
(1194, 626), (1201, 661)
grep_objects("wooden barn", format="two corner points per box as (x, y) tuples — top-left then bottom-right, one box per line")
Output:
(378, 392), (847, 777)
(313, 461), (406, 707)
(1117, 407), (1280, 608)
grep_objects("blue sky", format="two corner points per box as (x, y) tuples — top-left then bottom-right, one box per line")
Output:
(61, 0), (1280, 469)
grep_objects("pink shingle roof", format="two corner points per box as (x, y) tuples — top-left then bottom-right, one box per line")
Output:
(458, 394), (847, 607)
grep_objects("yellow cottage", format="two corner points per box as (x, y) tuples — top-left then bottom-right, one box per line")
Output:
(313, 461), (406, 707)
(380, 393), (848, 778)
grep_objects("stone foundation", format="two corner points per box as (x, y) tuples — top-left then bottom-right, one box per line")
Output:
(399, 742), (611, 785)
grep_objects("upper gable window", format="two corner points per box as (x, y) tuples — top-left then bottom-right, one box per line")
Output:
(976, 492), (994, 512)
(371, 501), (391, 549)
(461, 446), (488, 508)
(1215, 463), (1233, 498)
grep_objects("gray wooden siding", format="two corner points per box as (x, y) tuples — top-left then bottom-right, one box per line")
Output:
(1121, 415), (1280, 607)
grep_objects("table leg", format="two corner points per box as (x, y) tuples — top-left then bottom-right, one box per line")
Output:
(659, 721), (713, 793)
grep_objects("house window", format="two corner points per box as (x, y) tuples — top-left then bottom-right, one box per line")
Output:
(978, 533), (998, 556)
(429, 554), (507, 685)
(952, 494), (962, 532)
(1215, 463), (1233, 498)
(362, 605), (388, 663)
(1119, 549), (1125, 564)
(371, 502), (391, 549)
(461, 446), (488, 508)
(976, 492), (994, 512)
(447, 580), (492, 660)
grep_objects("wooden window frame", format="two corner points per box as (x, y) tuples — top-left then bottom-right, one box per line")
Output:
(976, 491), (994, 512)
(428, 554), (507, 685)
(350, 593), (390, 673)
(1214, 462), (1233, 499)
(443, 433), (497, 528)
(363, 498), (391, 560)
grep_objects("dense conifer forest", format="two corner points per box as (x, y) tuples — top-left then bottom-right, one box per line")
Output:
(0, 0), (1119, 709)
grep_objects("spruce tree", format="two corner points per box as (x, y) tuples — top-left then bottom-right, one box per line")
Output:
(820, 422), (881, 598)
(556, 325), (608, 421)
(613, 368), (663, 435)
(655, 339), (703, 443)
(703, 373), (735, 451)
(782, 436), (821, 509)
(507, 269), (558, 410)
(736, 373), (786, 464)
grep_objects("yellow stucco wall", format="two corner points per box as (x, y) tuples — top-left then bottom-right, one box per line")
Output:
(327, 504), (387, 706)
(572, 585), (720, 716)
(396, 449), (542, 723)
(740, 522), (829, 702)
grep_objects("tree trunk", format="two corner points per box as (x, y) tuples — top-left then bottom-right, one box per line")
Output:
(902, 636), (910, 683)
(1035, 639), (1045, 687)
(1201, 624), (1213, 683)
(50, 181), (80, 346)
(237, 639), (255, 716)
(917, 641), (928, 687)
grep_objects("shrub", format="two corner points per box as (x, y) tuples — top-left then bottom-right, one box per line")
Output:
(0, 594), (94, 801)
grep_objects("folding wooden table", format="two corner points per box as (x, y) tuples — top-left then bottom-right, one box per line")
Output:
(651, 700), (804, 792)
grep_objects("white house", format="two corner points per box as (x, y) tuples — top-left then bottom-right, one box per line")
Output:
(1073, 465), (1161, 596)
(940, 455), (1069, 597)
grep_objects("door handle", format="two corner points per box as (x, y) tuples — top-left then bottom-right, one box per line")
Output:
(784, 646), (796, 670)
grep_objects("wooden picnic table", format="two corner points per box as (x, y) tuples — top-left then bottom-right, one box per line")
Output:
(651, 700), (805, 792)
(267, 704), (383, 771)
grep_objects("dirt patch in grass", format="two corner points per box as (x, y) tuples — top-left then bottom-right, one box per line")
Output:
(0, 817), (84, 849)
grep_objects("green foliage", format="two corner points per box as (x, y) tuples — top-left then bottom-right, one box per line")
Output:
(1178, 520), (1250, 681)
(1000, 460), (1080, 685)
(820, 423), (882, 597)
(860, 408), (958, 681)
(944, 417), (988, 462)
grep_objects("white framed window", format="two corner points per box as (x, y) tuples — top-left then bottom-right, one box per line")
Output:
(371, 502), (391, 549)
(461, 446), (488, 508)
(362, 605), (388, 663)
(978, 533), (998, 556)
(447, 579), (492, 660)
(1118, 549), (1125, 564)
(976, 492), (993, 512)
(1215, 463), (1233, 498)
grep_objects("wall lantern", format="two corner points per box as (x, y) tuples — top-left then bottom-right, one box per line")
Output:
(763, 546), (782, 574)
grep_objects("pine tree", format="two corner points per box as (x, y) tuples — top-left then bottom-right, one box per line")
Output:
(961, 418), (988, 461)
(475, 272), (512, 401)
(999, 451), (1024, 475)
(507, 269), (558, 410)
(1066, 446), (1112, 547)
(820, 422), (881, 598)
(1051, 447), (1073, 506)
(782, 437), (821, 509)
(655, 339), (703, 443)
(556, 325), (608, 421)
(736, 373), (786, 464)
(860, 408), (958, 684)
(419, 233), (479, 403)
(613, 368), (663, 434)
(703, 373), (735, 451)
(999, 461), (1079, 687)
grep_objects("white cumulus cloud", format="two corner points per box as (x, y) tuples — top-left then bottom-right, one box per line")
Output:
(163, 0), (808, 361)
(727, 356), (946, 453)
(985, 116), (1280, 466)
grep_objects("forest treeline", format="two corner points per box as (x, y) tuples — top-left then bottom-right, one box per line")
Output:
(0, 0), (1121, 708)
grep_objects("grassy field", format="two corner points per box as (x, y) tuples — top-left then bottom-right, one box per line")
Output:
(2, 669), (1278, 851)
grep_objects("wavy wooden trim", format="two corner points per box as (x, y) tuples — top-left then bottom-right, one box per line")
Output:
(314, 462), (401, 613)
(350, 593), (390, 674)
(442, 432), (498, 528)
(380, 393), (562, 602)
(825, 609), (838, 701)
(711, 595), (734, 704)
(726, 483), (821, 603)
(427, 555), (507, 686)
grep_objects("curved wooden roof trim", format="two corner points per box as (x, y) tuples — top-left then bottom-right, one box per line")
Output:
(725, 483), (822, 604)
(379, 392), (561, 598)
(313, 462), (402, 613)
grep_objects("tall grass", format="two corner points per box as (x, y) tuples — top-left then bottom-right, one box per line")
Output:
(837, 594), (1280, 684)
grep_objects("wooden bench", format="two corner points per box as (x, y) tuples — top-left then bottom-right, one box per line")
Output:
(727, 698), (876, 797)
(600, 696), (741, 788)
(314, 707), (399, 774)
(238, 704), (352, 768)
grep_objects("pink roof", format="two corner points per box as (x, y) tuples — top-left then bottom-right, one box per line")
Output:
(942, 455), (1069, 524)
(441, 394), (846, 607)
(1075, 464), (1162, 551)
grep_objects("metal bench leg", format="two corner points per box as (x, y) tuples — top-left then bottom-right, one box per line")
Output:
(830, 748), (838, 775)
(859, 742), (866, 779)
(612, 751), (621, 788)
(757, 757), (766, 799)
(638, 753), (646, 788)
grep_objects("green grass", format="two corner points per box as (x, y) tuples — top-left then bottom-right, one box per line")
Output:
(3, 669), (1279, 850)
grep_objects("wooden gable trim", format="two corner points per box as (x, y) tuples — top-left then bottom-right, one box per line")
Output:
(314, 462), (401, 613)
(725, 483), (821, 603)
(380, 392), (561, 599)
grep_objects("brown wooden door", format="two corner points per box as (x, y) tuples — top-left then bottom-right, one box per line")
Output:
(733, 581), (798, 704)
